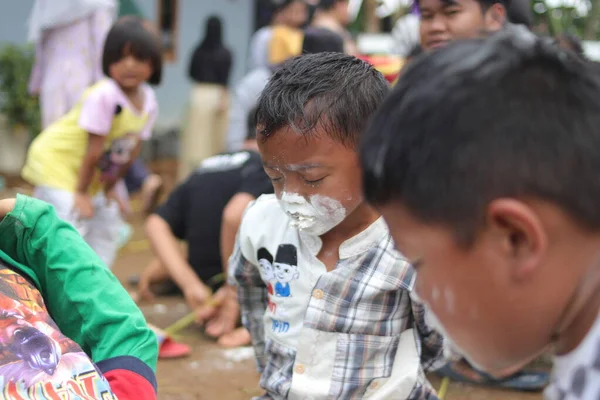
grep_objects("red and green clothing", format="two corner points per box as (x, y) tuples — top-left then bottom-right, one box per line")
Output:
(0, 195), (158, 399)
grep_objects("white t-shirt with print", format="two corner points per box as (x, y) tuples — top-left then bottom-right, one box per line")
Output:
(545, 313), (600, 399)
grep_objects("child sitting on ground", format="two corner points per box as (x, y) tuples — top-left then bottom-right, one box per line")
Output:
(360, 28), (600, 399)
(0, 195), (157, 398)
(225, 52), (445, 399)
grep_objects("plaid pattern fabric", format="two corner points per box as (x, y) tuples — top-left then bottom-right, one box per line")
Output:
(229, 196), (445, 399)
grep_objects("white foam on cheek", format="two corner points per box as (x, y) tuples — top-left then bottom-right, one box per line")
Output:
(431, 286), (440, 302)
(279, 192), (317, 229)
(310, 195), (346, 223)
(443, 286), (455, 314)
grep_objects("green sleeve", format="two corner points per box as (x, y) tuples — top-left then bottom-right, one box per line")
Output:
(0, 194), (158, 371)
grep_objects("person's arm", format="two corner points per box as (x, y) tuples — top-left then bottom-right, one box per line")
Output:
(145, 214), (211, 305)
(146, 179), (212, 308)
(28, 41), (44, 96)
(220, 192), (256, 274)
(76, 82), (119, 205)
(221, 156), (274, 273)
(0, 195), (158, 398)
(77, 133), (107, 194)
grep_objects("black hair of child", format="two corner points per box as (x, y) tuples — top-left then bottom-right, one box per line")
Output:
(302, 27), (345, 55)
(256, 52), (389, 148)
(103, 18), (163, 85)
(416, 0), (504, 12)
(360, 28), (600, 245)
(317, 0), (344, 10)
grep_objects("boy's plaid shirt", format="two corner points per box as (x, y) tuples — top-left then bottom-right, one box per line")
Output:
(229, 195), (446, 400)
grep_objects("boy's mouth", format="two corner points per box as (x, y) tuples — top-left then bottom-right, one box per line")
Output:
(286, 212), (315, 223)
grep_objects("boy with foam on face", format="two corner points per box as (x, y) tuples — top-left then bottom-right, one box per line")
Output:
(361, 28), (600, 399)
(227, 52), (445, 399)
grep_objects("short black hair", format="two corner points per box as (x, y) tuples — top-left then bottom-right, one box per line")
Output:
(302, 27), (345, 54)
(361, 27), (600, 244)
(417, 0), (503, 12)
(256, 52), (389, 147)
(247, 106), (258, 141)
(318, 0), (348, 10)
(103, 19), (163, 85)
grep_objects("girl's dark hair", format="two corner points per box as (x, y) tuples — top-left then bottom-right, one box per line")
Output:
(102, 19), (163, 85)
(199, 16), (223, 51)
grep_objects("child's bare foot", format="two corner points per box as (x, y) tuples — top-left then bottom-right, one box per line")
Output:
(141, 174), (163, 214)
(218, 327), (251, 348)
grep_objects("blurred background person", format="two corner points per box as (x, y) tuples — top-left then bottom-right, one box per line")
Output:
(311, 0), (357, 54)
(27, 0), (117, 129)
(249, 0), (308, 70)
(227, 27), (343, 152)
(180, 16), (232, 181)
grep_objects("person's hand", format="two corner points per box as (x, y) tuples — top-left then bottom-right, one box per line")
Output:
(197, 285), (240, 338)
(183, 281), (213, 313)
(73, 192), (94, 219)
(0, 198), (16, 219)
(105, 188), (131, 217)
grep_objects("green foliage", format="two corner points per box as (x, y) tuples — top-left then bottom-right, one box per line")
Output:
(0, 44), (41, 136)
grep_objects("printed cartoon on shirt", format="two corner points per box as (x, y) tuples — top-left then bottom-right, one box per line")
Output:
(257, 248), (277, 314)
(0, 262), (115, 399)
(98, 133), (138, 181)
(273, 244), (299, 298)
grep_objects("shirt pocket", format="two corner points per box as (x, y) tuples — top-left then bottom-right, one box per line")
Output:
(260, 338), (296, 399)
(329, 330), (419, 399)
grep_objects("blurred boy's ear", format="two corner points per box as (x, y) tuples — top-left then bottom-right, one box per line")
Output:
(486, 198), (547, 281)
(484, 3), (507, 30)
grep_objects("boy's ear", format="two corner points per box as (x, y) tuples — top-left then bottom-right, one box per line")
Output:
(484, 3), (507, 30)
(485, 199), (547, 281)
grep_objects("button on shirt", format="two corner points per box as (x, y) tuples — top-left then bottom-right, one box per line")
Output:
(229, 194), (445, 399)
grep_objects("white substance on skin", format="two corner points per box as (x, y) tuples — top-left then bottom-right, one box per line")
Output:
(432, 286), (440, 302)
(278, 192), (346, 236)
(443, 286), (455, 314)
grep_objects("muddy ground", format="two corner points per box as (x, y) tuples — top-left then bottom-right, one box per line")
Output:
(1, 161), (546, 399)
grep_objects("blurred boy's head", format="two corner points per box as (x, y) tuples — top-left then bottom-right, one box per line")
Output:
(302, 27), (345, 54)
(361, 29), (600, 374)
(317, 0), (351, 26)
(273, 0), (308, 28)
(418, 0), (506, 51)
(256, 52), (388, 236)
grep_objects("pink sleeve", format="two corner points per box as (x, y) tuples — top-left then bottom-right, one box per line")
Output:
(28, 42), (44, 95)
(78, 84), (117, 136)
(139, 89), (158, 140)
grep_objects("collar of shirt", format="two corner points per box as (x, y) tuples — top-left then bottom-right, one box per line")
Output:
(298, 216), (388, 260)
